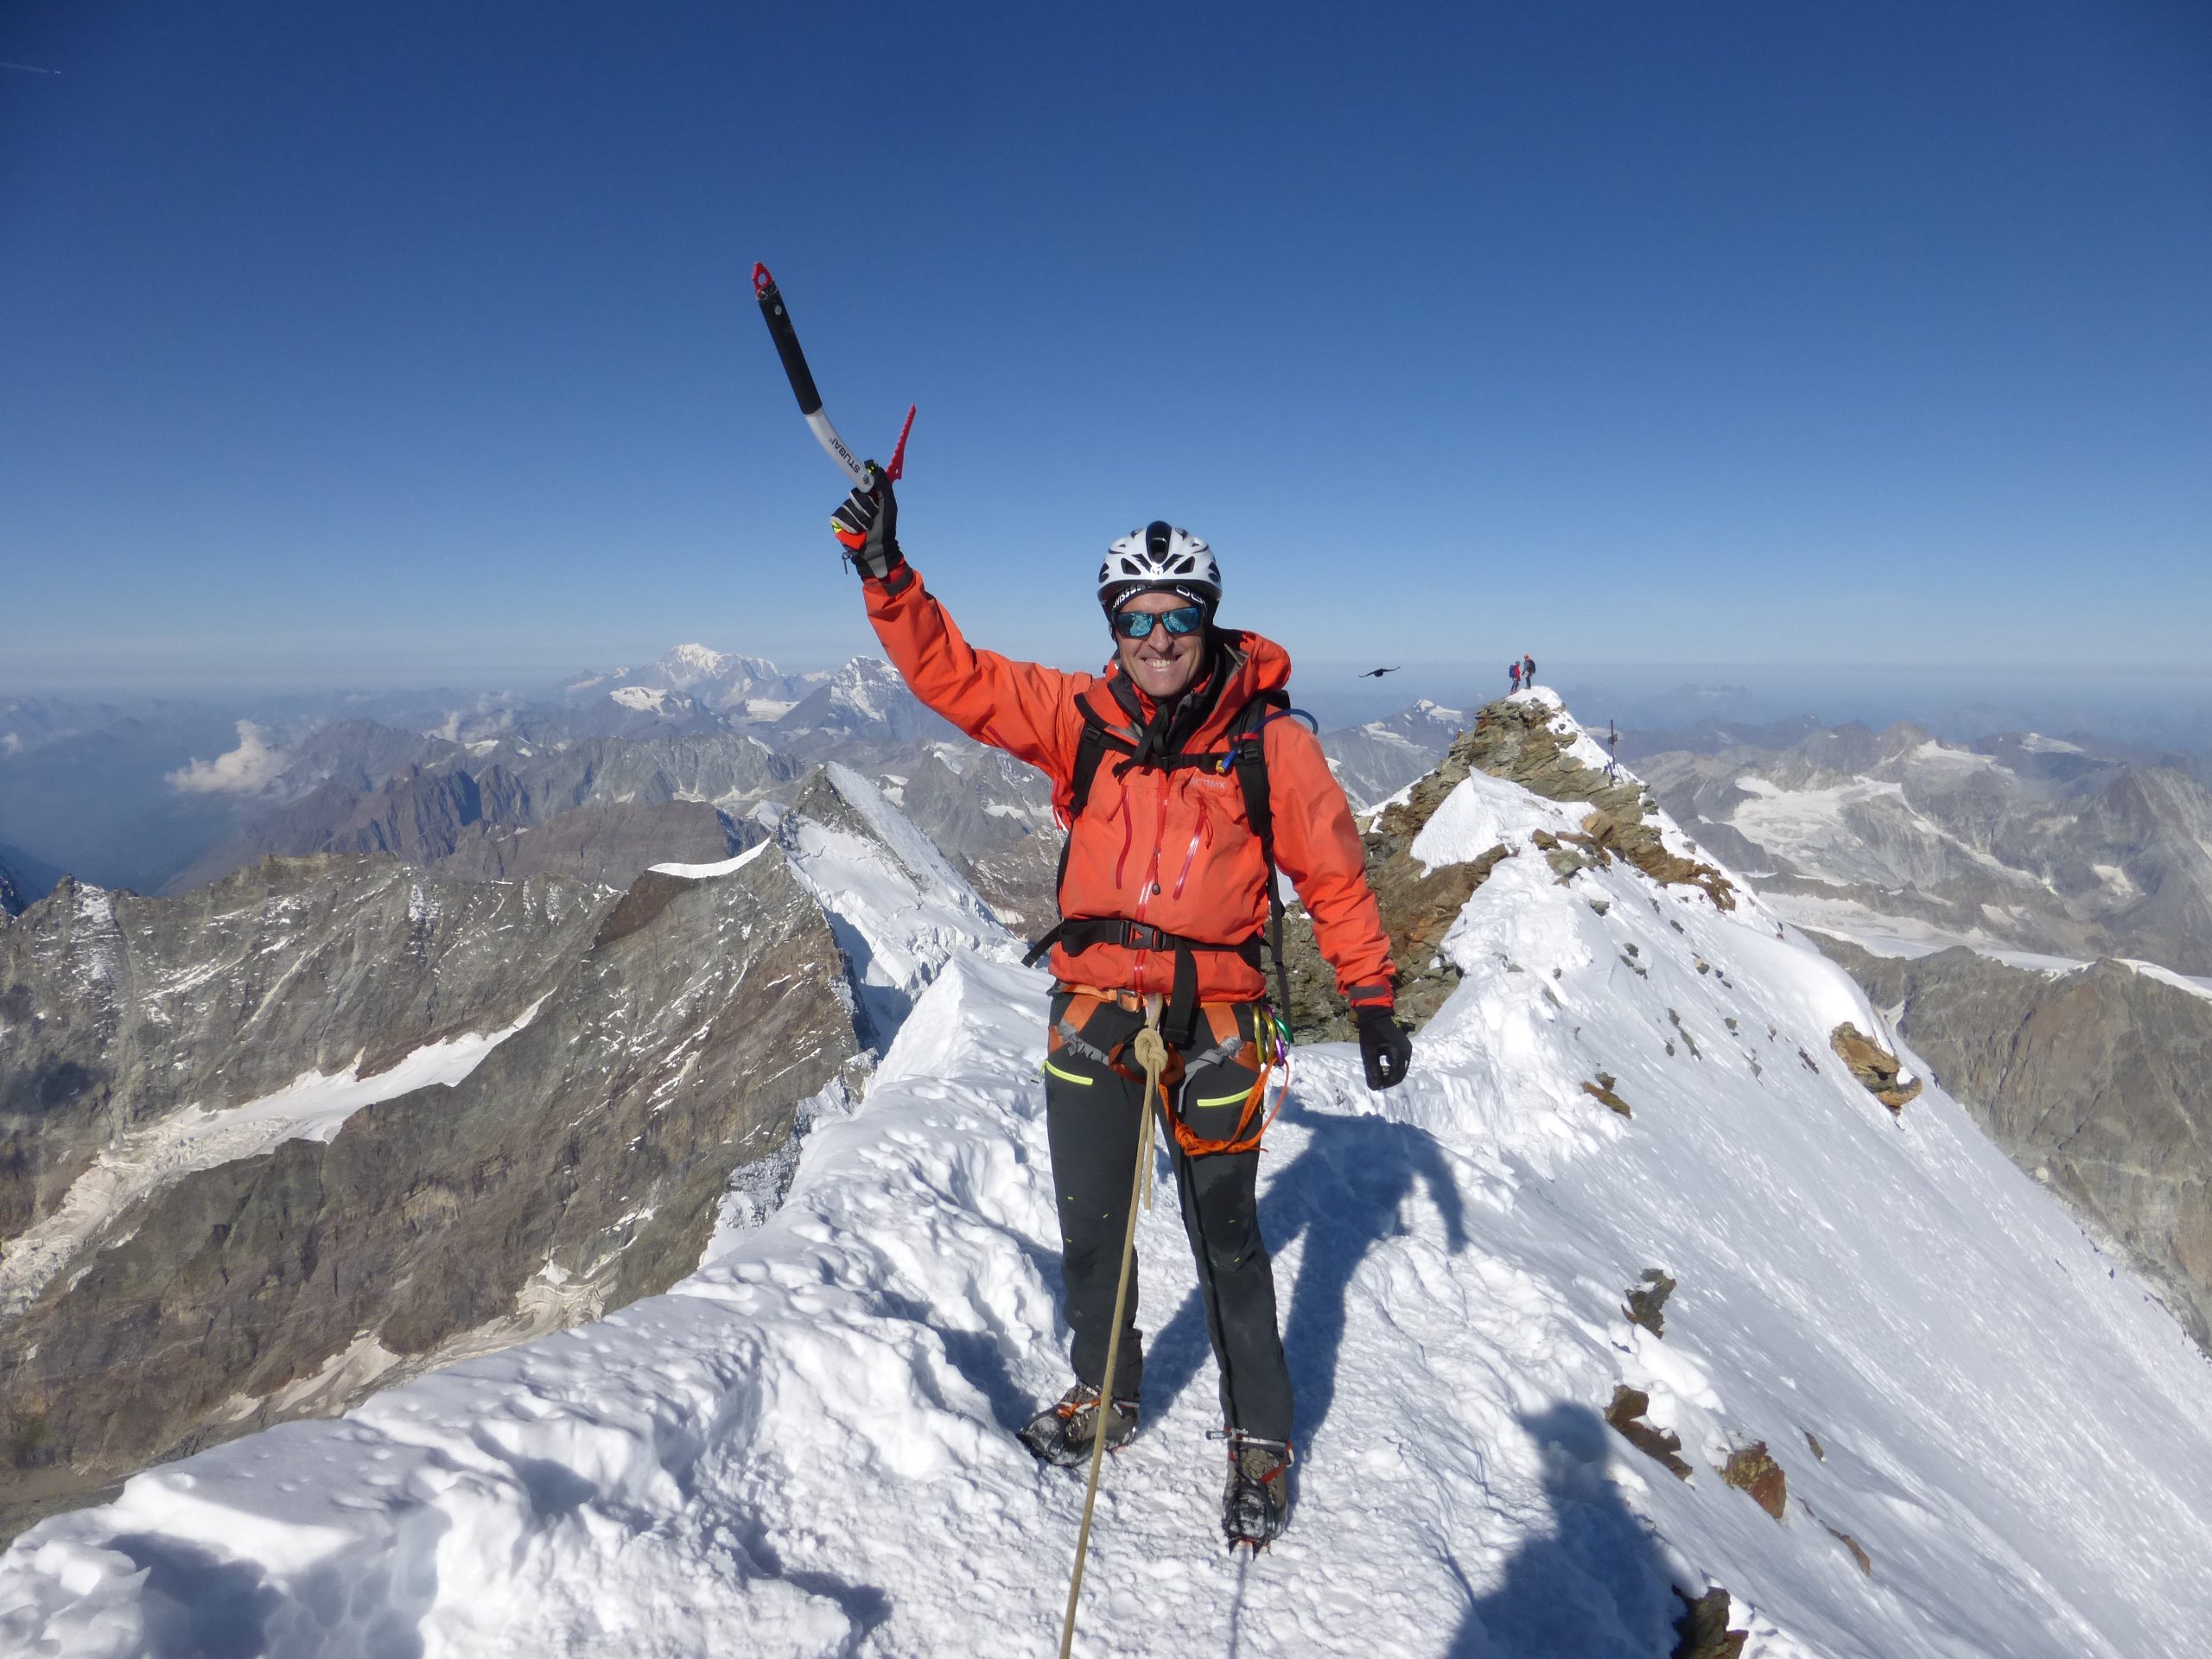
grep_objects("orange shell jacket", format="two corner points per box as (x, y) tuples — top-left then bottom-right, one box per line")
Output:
(864, 563), (1397, 1009)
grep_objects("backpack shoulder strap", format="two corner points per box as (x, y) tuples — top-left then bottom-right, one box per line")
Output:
(1067, 692), (1134, 820)
(1030, 692), (1136, 967)
(1227, 691), (1303, 1025)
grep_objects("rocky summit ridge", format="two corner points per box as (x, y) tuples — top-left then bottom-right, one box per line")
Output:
(1287, 690), (1738, 1040)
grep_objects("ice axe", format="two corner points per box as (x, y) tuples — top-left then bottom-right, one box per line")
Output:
(751, 262), (914, 491)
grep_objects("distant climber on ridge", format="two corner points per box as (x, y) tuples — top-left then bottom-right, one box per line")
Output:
(830, 476), (1410, 1549)
(1522, 652), (1537, 689)
(1509, 660), (1522, 694)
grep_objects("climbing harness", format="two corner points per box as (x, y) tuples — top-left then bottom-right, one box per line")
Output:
(1045, 991), (1295, 1158)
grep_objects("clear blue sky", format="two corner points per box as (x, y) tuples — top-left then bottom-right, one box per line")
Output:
(3, 0), (2207, 691)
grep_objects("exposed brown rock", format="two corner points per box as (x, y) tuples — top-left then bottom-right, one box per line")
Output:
(1583, 1077), (1633, 1118)
(1803, 1428), (1826, 1461)
(1672, 1587), (1749, 1659)
(1721, 1441), (1789, 1520)
(1624, 1268), (1675, 1336)
(1826, 1522), (1872, 1575)
(1830, 1021), (1922, 1112)
(1605, 1385), (1691, 1479)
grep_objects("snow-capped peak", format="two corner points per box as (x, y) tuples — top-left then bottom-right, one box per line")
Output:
(668, 643), (727, 669)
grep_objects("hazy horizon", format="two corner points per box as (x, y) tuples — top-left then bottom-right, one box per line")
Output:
(7, 645), (2210, 756)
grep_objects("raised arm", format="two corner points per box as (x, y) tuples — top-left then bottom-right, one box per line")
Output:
(863, 562), (1087, 780)
(836, 472), (1087, 781)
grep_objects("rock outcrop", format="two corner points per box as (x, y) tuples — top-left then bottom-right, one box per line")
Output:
(1605, 1384), (1692, 1480)
(1819, 938), (2212, 1351)
(1286, 694), (1733, 1039)
(1719, 1442), (1788, 1520)
(1828, 1021), (1922, 1112)
(1672, 1587), (1750, 1659)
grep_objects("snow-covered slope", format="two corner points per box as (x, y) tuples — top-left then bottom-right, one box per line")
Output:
(7, 704), (2212, 1656)
(770, 762), (1016, 1049)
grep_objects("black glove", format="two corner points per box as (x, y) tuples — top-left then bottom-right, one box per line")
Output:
(830, 468), (903, 580)
(1357, 1005), (1412, 1090)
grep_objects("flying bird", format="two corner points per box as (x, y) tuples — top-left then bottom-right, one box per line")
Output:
(1359, 667), (1401, 678)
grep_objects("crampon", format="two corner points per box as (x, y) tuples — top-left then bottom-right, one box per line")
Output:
(1215, 1430), (1293, 1551)
(1019, 1382), (1141, 1469)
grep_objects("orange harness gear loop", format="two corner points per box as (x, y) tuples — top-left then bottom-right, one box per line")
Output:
(1052, 988), (1288, 1157)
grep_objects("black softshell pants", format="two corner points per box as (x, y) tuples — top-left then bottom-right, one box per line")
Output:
(1042, 991), (1294, 1444)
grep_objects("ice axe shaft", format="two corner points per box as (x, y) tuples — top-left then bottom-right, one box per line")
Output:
(751, 262), (912, 490)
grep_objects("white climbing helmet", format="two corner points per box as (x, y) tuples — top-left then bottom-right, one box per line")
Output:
(1097, 520), (1222, 616)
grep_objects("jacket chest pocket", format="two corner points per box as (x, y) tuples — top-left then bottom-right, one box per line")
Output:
(1163, 774), (1250, 900)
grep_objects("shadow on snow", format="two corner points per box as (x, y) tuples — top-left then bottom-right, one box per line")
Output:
(1443, 1404), (1681, 1657)
(1143, 1091), (1468, 1439)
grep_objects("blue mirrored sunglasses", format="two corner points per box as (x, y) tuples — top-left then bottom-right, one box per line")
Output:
(1111, 603), (1207, 640)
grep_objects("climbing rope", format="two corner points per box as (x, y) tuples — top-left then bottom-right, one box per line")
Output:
(1058, 993), (1166, 1659)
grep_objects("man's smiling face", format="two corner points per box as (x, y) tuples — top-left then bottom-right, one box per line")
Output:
(1113, 590), (1206, 702)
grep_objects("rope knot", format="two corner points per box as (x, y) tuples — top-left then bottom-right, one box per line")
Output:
(1132, 1025), (1168, 1077)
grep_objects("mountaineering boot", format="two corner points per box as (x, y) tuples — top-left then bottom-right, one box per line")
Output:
(1219, 1433), (1293, 1550)
(1019, 1382), (1141, 1468)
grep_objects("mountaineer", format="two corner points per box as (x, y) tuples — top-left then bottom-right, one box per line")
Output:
(830, 478), (1411, 1548)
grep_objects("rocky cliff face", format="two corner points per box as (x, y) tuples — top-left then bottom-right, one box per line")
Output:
(162, 732), (804, 895)
(431, 799), (757, 888)
(1, 861), (604, 1242)
(0, 783), (953, 1537)
(1818, 938), (2212, 1351)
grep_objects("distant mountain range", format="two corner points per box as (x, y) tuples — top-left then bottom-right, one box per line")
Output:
(12, 658), (2212, 988)
(1316, 698), (1469, 809)
(1629, 720), (2212, 975)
